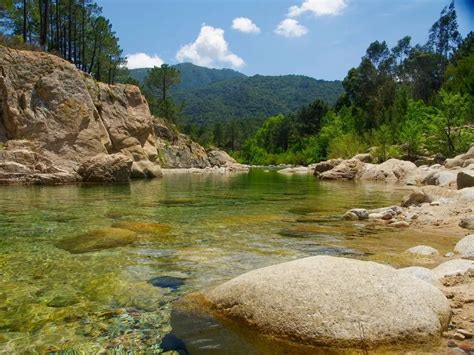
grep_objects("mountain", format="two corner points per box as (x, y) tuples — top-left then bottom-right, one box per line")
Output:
(127, 63), (344, 125)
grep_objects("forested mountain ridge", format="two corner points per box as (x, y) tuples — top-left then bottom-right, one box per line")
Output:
(128, 63), (344, 125)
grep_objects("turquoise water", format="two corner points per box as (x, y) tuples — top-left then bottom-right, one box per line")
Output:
(0, 169), (427, 353)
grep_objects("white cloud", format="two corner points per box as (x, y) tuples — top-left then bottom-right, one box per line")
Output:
(275, 19), (308, 38)
(125, 53), (164, 69)
(176, 25), (245, 68)
(288, 0), (348, 17)
(232, 17), (261, 34)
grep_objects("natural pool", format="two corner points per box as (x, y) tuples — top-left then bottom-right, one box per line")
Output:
(0, 169), (455, 353)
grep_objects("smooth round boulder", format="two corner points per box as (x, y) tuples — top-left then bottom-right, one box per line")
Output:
(454, 234), (474, 259)
(207, 256), (451, 349)
(343, 208), (369, 221)
(398, 266), (442, 288)
(406, 245), (439, 256)
(432, 259), (474, 279)
(459, 216), (474, 230)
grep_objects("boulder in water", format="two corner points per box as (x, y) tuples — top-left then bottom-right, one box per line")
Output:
(207, 256), (451, 349)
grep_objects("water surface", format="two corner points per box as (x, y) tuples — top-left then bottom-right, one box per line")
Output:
(0, 169), (452, 353)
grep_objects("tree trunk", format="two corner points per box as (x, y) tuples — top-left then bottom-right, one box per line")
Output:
(22, 0), (27, 43)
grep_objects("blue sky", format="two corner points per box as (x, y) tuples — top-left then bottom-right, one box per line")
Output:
(97, 0), (473, 80)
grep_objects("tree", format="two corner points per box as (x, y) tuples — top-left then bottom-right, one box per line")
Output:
(427, 0), (462, 60)
(145, 64), (181, 122)
(432, 90), (469, 156)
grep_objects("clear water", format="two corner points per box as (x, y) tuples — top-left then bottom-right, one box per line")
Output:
(0, 169), (452, 353)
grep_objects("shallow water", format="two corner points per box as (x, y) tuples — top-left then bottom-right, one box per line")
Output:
(0, 169), (454, 353)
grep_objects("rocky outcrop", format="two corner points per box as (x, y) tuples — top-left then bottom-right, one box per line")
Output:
(312, 158), (342, 175)
(319, 159), (364, 180)
(206, 256), (451, 349)
(0, 46), (243, 184)
(0, 46), (160, 183)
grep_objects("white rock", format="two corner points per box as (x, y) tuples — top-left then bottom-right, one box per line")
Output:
(454, 234), (474, 259)
(398, 267), (443, 288)
(406, 245), (439, 256)
(207, 256), (451, 348)
(432, 259), (474, 279)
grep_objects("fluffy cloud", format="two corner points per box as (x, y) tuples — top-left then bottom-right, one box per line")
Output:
(232, 17), (261, 34)
(288, 0), (348, 17)
(275, 19), (308, 38)
(125, 53), (164, 69)
(176, 25), (245, 68)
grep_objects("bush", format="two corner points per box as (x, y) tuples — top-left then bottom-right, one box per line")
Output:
(328, 133), (368, 159)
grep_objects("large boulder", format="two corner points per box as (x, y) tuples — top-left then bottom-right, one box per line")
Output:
(206, 149), (237, 167)
(207, 256), (451, 349)
(358, 159), (418, 182)
(312, 159), (343, 175)
(397, 267), (442, 288)
(454, 234), (474, 259)
(432, 259), (474, 279)
(422, 170), (457, 187)
(457, 171), (474, 190)
(445, 145), (474, 169)
(77, 153), (132, 182)
(318, 159), (364, 180)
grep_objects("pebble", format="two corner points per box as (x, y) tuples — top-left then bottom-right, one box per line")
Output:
(448, 340), (458, 348)
(457, 329), (473, 338)
(445, 252), (455, 257)
(453, 333), (466, 341)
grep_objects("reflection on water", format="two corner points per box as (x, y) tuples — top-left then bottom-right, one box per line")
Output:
(0, 169), (453, 353)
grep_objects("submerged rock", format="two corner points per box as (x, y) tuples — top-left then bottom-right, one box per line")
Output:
(56, 227), (138, 254)
(454, 234), (474, 259)
(112, 221), (172, 235)
(149, 276), (185, 290)
(207, 256), (451, 349)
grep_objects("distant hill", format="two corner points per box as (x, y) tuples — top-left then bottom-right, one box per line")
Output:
(127, 63), (344, 125)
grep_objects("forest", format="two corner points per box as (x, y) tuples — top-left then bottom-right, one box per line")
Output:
(0, 0), (124, 83)
(235, 1), (473, 165)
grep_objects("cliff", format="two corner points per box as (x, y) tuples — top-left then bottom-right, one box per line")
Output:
(0, 46), (238, 184)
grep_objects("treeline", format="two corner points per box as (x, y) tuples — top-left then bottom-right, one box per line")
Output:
(0, 0), (123, 83)
(238, 1), (473, 165)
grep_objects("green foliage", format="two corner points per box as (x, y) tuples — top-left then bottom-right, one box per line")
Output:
(144, 64), (181, 123)
(328, 133), (368, 160)
(238, 1), (471, 166)
(0, 0), (124, 84)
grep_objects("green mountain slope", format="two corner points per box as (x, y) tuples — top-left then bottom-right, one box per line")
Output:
(128, 63), (344, 125)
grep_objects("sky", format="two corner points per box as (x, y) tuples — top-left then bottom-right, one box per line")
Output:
(97, 0), (474, 80)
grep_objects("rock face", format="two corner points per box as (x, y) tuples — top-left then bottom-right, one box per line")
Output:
(207, 256), (451, 349)
(0, 46), (241, 184)
(0, 46), (159, 183)
(454, 235), (474, 259)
